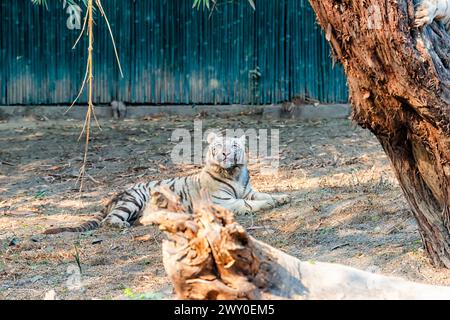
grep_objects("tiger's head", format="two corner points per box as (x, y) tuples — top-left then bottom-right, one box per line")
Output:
(205, 132), (246, 170)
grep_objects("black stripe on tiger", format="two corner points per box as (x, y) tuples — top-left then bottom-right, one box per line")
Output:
(243, 188), (252, 199)
(206, 171), (238, 198)
(111, 213), (126, 221)
(122, 192), (144, 210)
(115, 206), (133, 215)
(244, 200), (253, 211)
(43, 216), (103, 234)
(212, 195), (232, 201)
(135, 187), (148, 202)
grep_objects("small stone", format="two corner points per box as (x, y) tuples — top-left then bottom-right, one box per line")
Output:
(30, 235), (43, 242)
(8, 237), (19, 246)
(30, 275), (44, 283)
(91, 239), (103, 245)
(44, 289), (57, 300)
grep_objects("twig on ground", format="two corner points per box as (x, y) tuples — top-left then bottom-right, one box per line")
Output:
(330, 243), (350, 251)
(86, 173), (100, 184)
(0, 160), (14, 166)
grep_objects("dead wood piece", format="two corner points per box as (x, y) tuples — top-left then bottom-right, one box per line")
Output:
(142, 187), (450, 300)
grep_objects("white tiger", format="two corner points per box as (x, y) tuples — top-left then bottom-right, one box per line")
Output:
(44, 133), (290, 234)
(414, 0), (450, 31)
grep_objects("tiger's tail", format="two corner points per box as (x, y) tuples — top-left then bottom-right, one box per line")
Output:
(43, 196), (119, 235)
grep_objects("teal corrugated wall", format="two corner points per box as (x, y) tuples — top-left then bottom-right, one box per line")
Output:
(0, 0), (348, 105)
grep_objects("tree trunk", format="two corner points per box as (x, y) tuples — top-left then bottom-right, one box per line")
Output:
(143, 187), (450, 299)
(307, 0), (450, 267)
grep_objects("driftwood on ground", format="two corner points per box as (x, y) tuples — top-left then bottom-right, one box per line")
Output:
(141, 187), (450, 300)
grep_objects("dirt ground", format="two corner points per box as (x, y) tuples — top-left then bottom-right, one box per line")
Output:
(1, 112), (450, 300)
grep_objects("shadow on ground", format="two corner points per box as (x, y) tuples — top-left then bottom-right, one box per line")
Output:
(1, 115), (449, 300)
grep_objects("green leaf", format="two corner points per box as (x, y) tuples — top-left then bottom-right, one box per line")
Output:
(192, 0), (202, 10)
(123, 287), (136, 299)
(33, 190), (47, 199)
(138, 292), (165, 300)
(31, 0), (48, 9)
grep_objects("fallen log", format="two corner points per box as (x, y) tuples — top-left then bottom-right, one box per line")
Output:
(142, 187), (450, 300)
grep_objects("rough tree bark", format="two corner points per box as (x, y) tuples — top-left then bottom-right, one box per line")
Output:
(143, 187), (450, 299)
(306, 0), (450, 267)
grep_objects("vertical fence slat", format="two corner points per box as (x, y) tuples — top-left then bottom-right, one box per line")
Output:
(1, 0), (348, 106)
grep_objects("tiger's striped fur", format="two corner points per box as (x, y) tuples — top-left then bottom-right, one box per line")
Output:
(44, 133), (290, 234)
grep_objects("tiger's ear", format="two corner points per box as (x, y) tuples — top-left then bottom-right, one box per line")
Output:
(207, 132), (218, 144)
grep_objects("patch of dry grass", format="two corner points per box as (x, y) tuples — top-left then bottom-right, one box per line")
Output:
(1, 116), (450, 300)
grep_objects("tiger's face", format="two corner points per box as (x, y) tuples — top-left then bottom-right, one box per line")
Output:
(206, 133), (246, 169)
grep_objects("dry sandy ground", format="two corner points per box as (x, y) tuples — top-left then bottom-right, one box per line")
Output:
(1, 112), (450, 300)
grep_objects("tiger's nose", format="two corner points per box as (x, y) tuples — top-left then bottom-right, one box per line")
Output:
(222, 152), (230, 159)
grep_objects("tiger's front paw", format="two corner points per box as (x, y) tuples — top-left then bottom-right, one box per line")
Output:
(272, 194), (291, 206)
(233, 207), (253, 216)
(102, 216), (130, 229)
